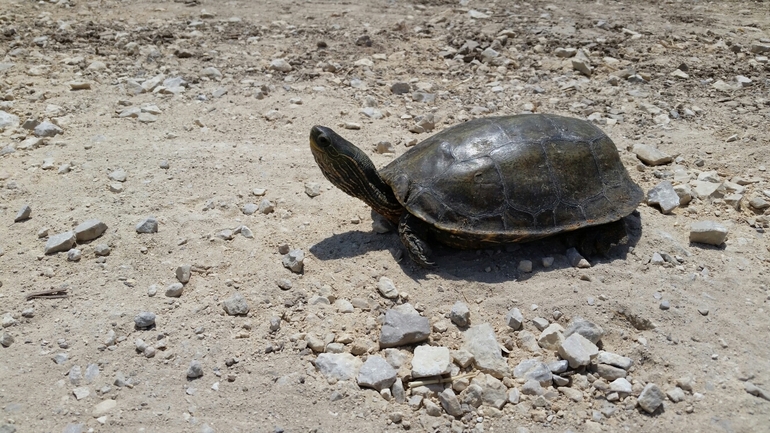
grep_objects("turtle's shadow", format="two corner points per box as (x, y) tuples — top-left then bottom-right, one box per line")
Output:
(310, 214), (642, 283)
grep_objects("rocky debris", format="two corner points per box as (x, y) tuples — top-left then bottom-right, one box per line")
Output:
(564, 317), (604, 344)
(449, 301), (470, 327)
(67, 248), (81, 261)
(597, 351), (633, 370)
(438, 389), (463, 416)
(666, 386), (686, 403)
(133, 312), (155, 329)
(558, 333), (599, 368)
(689, 221), (728, 246)
(0, 110), (19, 129)
(411, 346), (451, 377)
(92, 399), (117, 417)
(135, 217), (158, 233)
(356, 355), (397, 390)
(463, 323), (509, 377)
(537, 323), (564, 350)
(165, 283), (184, 297)
(638, 383), (665, 413)
(176, 265), (191, 284)
(315, 353), (362, 381)
(45, 231), (76, 254)
(379, 304), (430, 348)
(377, 276), (398, 299)
(513, 359), (553, 387)
(647, 181), (679, 214)
(34, 121), (63, 137)
(222, 293), (250, 316)
(633, 144), (672, 166)
(505, 308), (523, 330)
(304, 182), (321, 197)
(282, 250), (304, 273)
(258, 199), (275, 214)
(14, 204), (31, 222)
(74, 219), (107, 242)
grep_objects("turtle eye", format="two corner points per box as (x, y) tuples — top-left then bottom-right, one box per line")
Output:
(316, 133), (331, 147)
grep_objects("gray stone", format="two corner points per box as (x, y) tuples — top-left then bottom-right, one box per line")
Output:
(692, 180), (725, 199)
(513, 360), (553, 387)
(459, 384), (483, 407)
(548, 360), (569, 374)
(538, 323), (564, 350)
(200, 67), (222, 79)
(558, 333), (599, 368)
(92, 399), (117, 417)
(423, 399), (442, 416)
(34, 121), (63, 137)
(45, 231), (76, 254)
(14, 204), (31, 222)
(595, 364), (627, 380)
(392, 378), (406, 403)
(674, 184), (693, 205)
(411, 345), (451, 377)
(638, 383), (665, 413)
(0, 333), (13, 347)
(463, 323), (509, 378)
(108, 170), (127, 182)
(73, 386), (90, 400)
(94, 244), (111, 256)
(450, 301), (470, 327)
(596, 351), (633, 370)
(609, 378), (632, 394)
(517, 330), (542, 353)
(305, 182), (322, 197)
(165, 283), (184, 297)
(507, 388), (521, 404)
(666, 387), (686, 403)
(633, 143), (672, 166)
(67, 248), (82, 261)
(74, 219), (107, 242)
(187, 360), (204, 379)
(270, 58), (293, 72)
(479, 375), (508, 408)
(521, 379), (544, 396)
(53, 353), (68, 364)
(242, 203), (258, 215)
(134, 312), (155, 328)
(176, 264), (192, 283)
(439, 389), (463, 416)
(84, 364), (99, 383)
(0, 110), (19, 129)
(377, 276), (398, 299)
(357, 355), (397, 390)
(258, 199), (275, 214)
(282, 249), (304, 273)
(647, 181), (680, 214)
(315, 353), (362, 381)
(749, 197), (770, 210)
(505, 308), (523, 330)
(689, 221), (728, 245)
(222, 293), (250, 316)
(379, 303), (431, 348)
(564, 317), (604, 344)
(532, 317), (549, 331)
(136, 217), (158, 233)
(391, 82), (410, 95)
(750, 42), (770, 54)
(572, 59), (592, 76)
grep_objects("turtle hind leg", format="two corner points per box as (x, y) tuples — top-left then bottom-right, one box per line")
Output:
(398, 213), (434, 268)
(575, 218), (629, 257)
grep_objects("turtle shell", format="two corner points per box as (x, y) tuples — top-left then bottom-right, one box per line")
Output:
(378, 114), (643, 246)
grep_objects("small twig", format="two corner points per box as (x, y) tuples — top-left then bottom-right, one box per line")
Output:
(25, 288), (69, 301)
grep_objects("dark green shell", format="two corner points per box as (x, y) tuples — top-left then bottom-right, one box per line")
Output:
(378, 114), (643, 246)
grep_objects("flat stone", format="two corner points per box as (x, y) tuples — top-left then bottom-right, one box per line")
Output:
(135, 217), (158, 233)
(315, 353), (362, 381)
(45, 231), (76, 254)
(596, 351), (633, 370)
(692, 180), (725, 199)
(674, 184), (693, 205)
(558, 333), (599, 368)
(564, 316), (604, 344)
(513, 360), (553, 387)
(521, 379), (544, 396)
(749, 197), (770, 210)
(357, 355), (397, 390)
(74, 219), (107, 242)
(647, 181), (679, 214)
(391, 82), (410, 95)
(609, 378), (633, 394)
(222, 293), (250, 316)
(379, 303), (430, 348)
(451, 349), (474, 368)
(638, 383), (665, 413)
(666, 386), (686, 402)
(633, 143), (672, 166)
(73, 386), (90, 400)
(305, 182), (321, 197)
(242, 203), (258, 215)
(595, 364), (627, 380)
(14, 204), (31, 222)
(411, 346), (451, 377)
(559, 387), (583, 402)
(505, 308), (523, 330)
(689, 221), (728, 245)
(479, 375), (508, 408)
(270, 58), (293, 72)
(92, 399), (116, 417)
(463, 323), (509, 378)
(450, 301), (470, 327)
(744, 382), (770, 401)
(377, 276), (398, 299)
(750, 42), (770, 54)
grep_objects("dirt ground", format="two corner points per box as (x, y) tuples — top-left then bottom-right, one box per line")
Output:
(1, 0), (769, 432)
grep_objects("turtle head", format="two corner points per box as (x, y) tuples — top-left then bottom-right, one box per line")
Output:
(309, 125), (403, 222)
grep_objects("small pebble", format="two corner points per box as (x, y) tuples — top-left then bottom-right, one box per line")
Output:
(187, 360), (204, 379)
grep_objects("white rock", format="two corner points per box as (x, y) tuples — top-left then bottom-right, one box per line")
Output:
(411, 346), (451, 378)
(689, 221), (728, 245)
(558, 333), (599, 368)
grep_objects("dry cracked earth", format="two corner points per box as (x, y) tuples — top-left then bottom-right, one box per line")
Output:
(0, 0), (769, 432)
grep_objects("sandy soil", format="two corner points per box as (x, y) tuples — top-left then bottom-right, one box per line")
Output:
(0, 0), (769, 432)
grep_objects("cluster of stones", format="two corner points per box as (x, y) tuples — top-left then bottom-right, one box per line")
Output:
(310, 302), (691, 425)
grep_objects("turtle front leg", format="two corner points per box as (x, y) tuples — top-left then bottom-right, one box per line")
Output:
(398, 213), (434, 268)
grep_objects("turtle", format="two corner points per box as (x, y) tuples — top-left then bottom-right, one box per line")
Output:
(309, 114), (643, 267)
